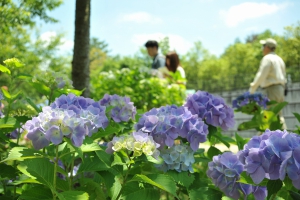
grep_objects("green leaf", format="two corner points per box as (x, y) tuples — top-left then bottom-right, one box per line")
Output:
(4, 58), (24, 68)
(293, 113), (300, 123)
(0, 117), (17, 129)
(145, 155), (163, 164)
(90, 126), (121, 139)
(207, 146), (222, 159)
(166, 170), (195, 188)
(189, 187), (223, 200)
(207, 125), (217, 142)
(212, 133), (231, 148)
(17, 158), (55, 189)
(238, 171), (255, 185)
(25, 97), (42, 113)
(1, 87), (11, 99)
(78, 178), (107, 200)
(235, 132), (247, 151)
(112, 151), (128, 166)
(0, 163), (17, 179)
(77, 155), (110, 173)
(238, 120), (258, 131)
(30, 82), (51, 96)
(95, 149), (112, 167)
(80, 141), (101, 152)
(222, 197), (235, 200)
(267, 179), (283, 199)
(288, 190), (300, 200)
(19, 185), (52, 200)
(111, 176), (122, 200)
(57, 191), (89, 200)
(268, 102), (288, 115)
(129, 174), (178, 198)
(1, 147), (45, 162)
(17, 158), (68, 191)
(122, 182), (160, 200)
(0, 64), (11, 74)
(12, 174), (40, 185)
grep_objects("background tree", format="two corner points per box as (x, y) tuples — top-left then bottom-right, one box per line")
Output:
(72, 0), (91, 97)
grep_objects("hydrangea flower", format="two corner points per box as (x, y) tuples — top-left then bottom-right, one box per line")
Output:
(207, 152), (267, 200)
(184, 90), (235, 130)
(134, 105), (208, 151)
(238, 129), (300, 189)
(99, 94), (136, 122)
(232, 92), (269, 109)
(105, 131), (160, 159)
(155, 143), (195, 173)
(24, 94), (109, 149)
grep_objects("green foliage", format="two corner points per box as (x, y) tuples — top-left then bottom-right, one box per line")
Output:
(90, 66), (186, 110)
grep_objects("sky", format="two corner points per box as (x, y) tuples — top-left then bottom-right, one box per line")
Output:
(37, 0), (300, 57)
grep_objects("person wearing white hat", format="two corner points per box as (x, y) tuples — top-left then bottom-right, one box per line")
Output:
(249, 38), (287, 129)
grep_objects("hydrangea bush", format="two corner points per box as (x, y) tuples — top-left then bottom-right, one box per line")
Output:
(1, 58), (300, 200)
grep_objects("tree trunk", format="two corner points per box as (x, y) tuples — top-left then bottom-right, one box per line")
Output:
(72, 0), (90, 97)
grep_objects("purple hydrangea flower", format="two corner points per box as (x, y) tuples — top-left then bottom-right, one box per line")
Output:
(184, 90), (235, 130)
(134, 105), (208, 151)
(232, 92), (269, 109)
(207, 152), (267, 200)
(238, 129), (300, 190)
(99, 94), (136, 122)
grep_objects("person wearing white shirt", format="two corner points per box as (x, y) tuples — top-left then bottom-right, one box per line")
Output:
(249, 38), (287, 129)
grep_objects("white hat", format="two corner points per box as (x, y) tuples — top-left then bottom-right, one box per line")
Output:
(260, 38), (277, 48)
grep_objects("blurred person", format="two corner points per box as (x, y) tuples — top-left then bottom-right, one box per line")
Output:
(145, 40), (165, 69)
(249, 38), (287, 129)
(164, 51), (186, 86)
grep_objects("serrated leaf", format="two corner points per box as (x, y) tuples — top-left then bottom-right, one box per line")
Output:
(166, 171), (195, 188)
(129, 174), (178, 198)
(0, 64), (11, 74)
(1, 147), (45, 162)
(267, 179), (283, 199)
(189, 187), (222, 200)
(19, 185), (52, 200)
(207, 146), (222, 159)
(77, 155), (109, 173)
(90, 126), (121, 139)
(78, 178), (107, 200)
(95, 148), (112, 167)
(57, 191), (89, 200)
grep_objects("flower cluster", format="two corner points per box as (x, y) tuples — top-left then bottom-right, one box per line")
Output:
(184, 90), (235, 130)
(105, 131), (160, 158)
(134, 105), (208, 151)
(232, 92), (269, 109)
(99, 94), (136, 122)
(24, 94), (109, 149)
(156, 143), (195, 173)
(207, 152), (267, 200)
(238, 129), (300, 189)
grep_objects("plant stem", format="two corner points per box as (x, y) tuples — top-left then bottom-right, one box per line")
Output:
(48, 88), (54, 106)
(69, 154), (74, 190)
(13, 128), (21, 199)
(53, 145), (59, 200)
(116, 163), (132, 200)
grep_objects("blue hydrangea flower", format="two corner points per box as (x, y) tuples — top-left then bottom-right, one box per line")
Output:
(207, 152), (267, 200)
(99, 94), (136, 122)
(232, 92), (269, 109)
(184, 90), (235, 130)
(238, 129), (300, 190)
(24, 94), (110, 149)
(155, 143), (195, 173)
(134, 105), (208, 151)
